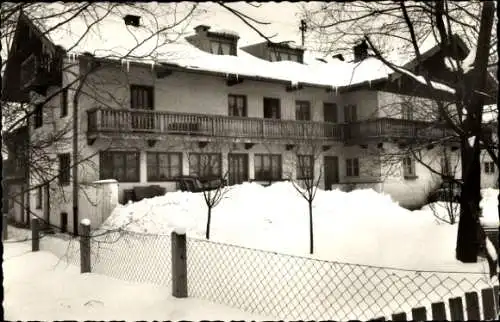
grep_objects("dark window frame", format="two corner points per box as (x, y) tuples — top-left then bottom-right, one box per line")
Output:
(403, 157), (416, 178)
(297, 155), (314, 180)
(344, 104), (357, 122)
(209, 40), (236, 56)
(254, 154), (282, 181)
(484, 161), (495, 174)
(323, 102), (338, 123)
(60, 87), (68, 117)
(263, 97), (281, 119)
(34, 104), (43, 128)
(295, 100), (311, 121)
(99, 151), (140, 182)
(188, 153), (222, 179)
(130, 85), (154, 110)
(147, 152), (183, 181)
(58, 153), (71, 185)
(346, 158), (360, 177)
(36, 186), (42, 209)
(228, 94), (247, 117)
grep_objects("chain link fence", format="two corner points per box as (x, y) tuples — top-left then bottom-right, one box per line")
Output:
(29, 224), (498, 320)
(186, 237), (499, 321)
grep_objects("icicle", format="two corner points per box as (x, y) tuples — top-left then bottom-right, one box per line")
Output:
(335, 86), (338, 96)
(368, 79), (372, 88)
(126, 60), (130, 73)
(151, 61), (155, 72)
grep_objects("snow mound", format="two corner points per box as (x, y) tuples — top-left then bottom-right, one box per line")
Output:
(102, 182), (497, 271)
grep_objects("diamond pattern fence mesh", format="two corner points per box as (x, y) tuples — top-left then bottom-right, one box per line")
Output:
(34, 226), (498, 320)
(186, 237), (499, 321)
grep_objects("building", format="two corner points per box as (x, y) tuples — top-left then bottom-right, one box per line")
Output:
(2, 8), (496, 232)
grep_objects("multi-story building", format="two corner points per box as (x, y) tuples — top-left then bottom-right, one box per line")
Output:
(2, 10), (496, 232)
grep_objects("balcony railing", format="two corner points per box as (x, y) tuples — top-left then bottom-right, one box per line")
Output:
(344, 118), (452, 142)
(87, 107), (343, 141)
(87, 108), (451, 143)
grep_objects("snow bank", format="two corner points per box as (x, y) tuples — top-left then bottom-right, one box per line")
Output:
(102, 182), (498, 271)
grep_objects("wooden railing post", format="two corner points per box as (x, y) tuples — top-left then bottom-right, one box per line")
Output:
(79, 219), (91, 273)
(171, 229), (188, 298)
(481, 287), (496, 320)
(31, 216), (40, 252)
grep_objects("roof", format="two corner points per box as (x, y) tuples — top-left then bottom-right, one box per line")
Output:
(19, 3), (454, 92)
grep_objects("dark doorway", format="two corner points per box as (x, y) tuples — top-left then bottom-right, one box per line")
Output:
(228, 154), (249, 185)
(324, 156), (340, 190)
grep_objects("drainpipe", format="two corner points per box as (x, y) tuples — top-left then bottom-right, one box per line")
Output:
(25, 103), (31, 227)
(72, 72), (79, 236)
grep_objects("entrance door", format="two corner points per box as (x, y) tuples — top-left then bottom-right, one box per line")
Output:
(324, 156), (339, 190)
(228, 154), (248, 185)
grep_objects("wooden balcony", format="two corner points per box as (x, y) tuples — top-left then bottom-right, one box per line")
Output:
(87, 107), (343, 143)
(21, 53), (62, 95)
(87, 108), (451, 145)
(344, 118), (452, 143)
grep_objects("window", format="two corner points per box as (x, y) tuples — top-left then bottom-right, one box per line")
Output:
(484, 161), (495, 174)
(210, 40), (235, 55)
(401, 102), (413, 120)
(99, 151), (140, 182)
(189, 153), (221, 178)
(403, 157), (416, 178)
(346, 158), (360, 177)
(263, 97), (281, 119)
(147, 152), (182, 181)
(130, 85), (154, 110)
(34, 104), (43, 128)
(344, 104), (357, 122)
(295, 100), (311, 121)
(228, 94), (247, 117)
(58, 153), (71, 185)
(60, 88), (68, 117)
(36, 186), (42, 209)
(254, 154), (282, 181)
(297, 155), (314, 180)
(441, 157), (452, 177)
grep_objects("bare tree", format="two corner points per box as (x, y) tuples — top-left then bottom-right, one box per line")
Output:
(303, 1), (497, 263)
(286, 131), (325, 254)
(186, 140), (231, 240)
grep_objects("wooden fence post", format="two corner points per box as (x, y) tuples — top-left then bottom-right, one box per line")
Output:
(431, 302), (447, 320)
(449, 297), (464, 321)
(465, 291), (480, 320)
(79, 219), (91, 273)
(412, 306), (427, 321)
(31, 216), (40, 251)
(171, 229), (187, 298)
(481, 287), (496, 320)
(2, 213), (8, 241)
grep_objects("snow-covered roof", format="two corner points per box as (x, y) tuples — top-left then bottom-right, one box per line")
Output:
(21, 4), (452, 91)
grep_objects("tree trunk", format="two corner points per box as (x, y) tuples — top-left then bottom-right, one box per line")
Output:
(455, 1), (495, 263)
(206, 206), (212, 240)
(456, 139), (481, 262)
(308, 201), (314, 254)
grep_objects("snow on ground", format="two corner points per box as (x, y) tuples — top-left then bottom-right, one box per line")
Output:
(2, 240), (271, 321)
(102, 182), (498, 272)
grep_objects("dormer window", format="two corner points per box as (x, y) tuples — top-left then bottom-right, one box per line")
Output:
(269, 50), (300, 62)
(210, 40), (236, 56)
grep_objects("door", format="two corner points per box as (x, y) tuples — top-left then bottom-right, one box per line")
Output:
(130, 85), (154, 130)
(228, 154), (248, 186)
(323, 103), (338, 138)
(324, 156), (339, 190)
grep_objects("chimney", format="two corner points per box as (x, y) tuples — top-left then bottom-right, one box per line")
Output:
(124, 14), (141, 27)
(353, 40), (369, 62)
(194, 24), (211, 35)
